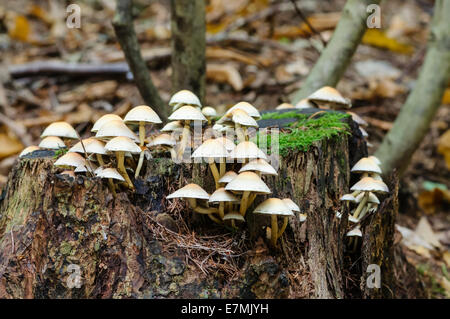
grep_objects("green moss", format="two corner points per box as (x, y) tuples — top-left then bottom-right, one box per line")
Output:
(258, 112), (350, 155)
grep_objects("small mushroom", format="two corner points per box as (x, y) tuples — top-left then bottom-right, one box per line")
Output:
(351, 157), (382, 177)
(223, 212), (245, 228)
(69, 138), (107, 166)
(281, 198), (302, 231)
(209, 187), (239, 220)
(41, 121), (79, 146)
(276, 103), (295, 110)
(147, 133), (177, 159)
(169, 90), (202, 112)
(91, 114), (123, 133)
(295, 99), (316, 109)
(350, 177), (388, 219)
(218, 171), (238, 185)
(54, 152), (86, 169)
(19, 146), (40, 158)
(98, 167), (126, 195)
(232, 141), (268, 165)
(253, 198), (294, 247)
(225, 102), (261, 120)
(39, 136), (66, 150)
(239, 158), (277, 176)
(95, 120), (139, 143)
(307, 86), (351, 109)
(201, 106), (217, 125)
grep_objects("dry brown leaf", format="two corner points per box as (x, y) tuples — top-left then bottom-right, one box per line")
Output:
(85, 81), (118, 100)
(437, 130), (450, 169)
(207, 64), (243, 91)
(7, 14), (30, 42)
(206, 47), (271, 66)
(273, 12), (341, 39)
(415, 217), (442, 249)
(442, 88), (450, 105)
(64, 103), (94, 125)
(362, 29), (414, 55)
(418, 188), (450, 215)
(0, 131), (23, 159)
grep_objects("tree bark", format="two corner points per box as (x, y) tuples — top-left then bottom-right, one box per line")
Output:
(113, 0), (168, 121)
(170, 0), (206, 102)
(290, 0), (380, 104)
(375, 0), (450, 176)
(0, 115), (421, 299)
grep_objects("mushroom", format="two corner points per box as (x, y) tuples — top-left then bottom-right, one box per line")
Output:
(276, 103), (295, 110)
(281, 198), (301, 232)
(91, 114), (123, 133)
(41, 121), (79, 146)
(191, 138), (229, 189)
(232, 141), (268, 165)
(307, 86), (351, 109)
(60, 170), (75, 178)
(19, 146), (40, 158)
(225, 171), (271, 216)
(295, 99), (316, 109)
(39, 136), (66, 150)
(95, 119), (139, 143)
(54, 152), (86, 169)
(350, 177), (388, 219)
(230, 109), (258, 142)
(209, 187), (239, 220)
(147, 133), (177, 159)
(104, 136), (141, 189)
(351, 157), (382, 178)
(98, 167), (126, 195)
(218, 170), (237, 184)
(166, 183), (219, 222)
(239, 158), (278, 176)
(368, 155), (381, 166)
(169, 89), (202, 112)
(168, 105), (206, 159)
(124, 105), (162, 177)
(223, 212), (245, 229)
(74, 162), (98, 173)
(225, 102), (261, 120)
(253, 198), (294, 247)
(69, 138), (107, 166)
(201, 106), (217, 125)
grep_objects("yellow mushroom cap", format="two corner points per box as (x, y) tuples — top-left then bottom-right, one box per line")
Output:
(239, 158), (277, 176)
(350, 177), (389, 193)
(91, 114), (123, 133)
(39, 136), (66, 150)
(192, 138), (229, 159)
(223, 212), (245, 222)
(161, 121), (183, 132)
(232, 141), (267, 160)
(282, 198), (300, 212)
(41, 121), (78, 139)
(201, 106), (217, 118)
(209, 187), (240, 203)
(351, 157), (381, 174)
(225, 171), (271, 194)
(147, 134), (176, 147)
(169, 90), (202, 108)
(95, 120), (139, 142)
(168, 105), (207, 122)
(253, 198), (294, 217)
(218, 171), (238, 184)
(166, 183), (210, 200)
(54, 152), (86, 168)
(308, 86), (351, 109)
(105, 136), (141, 154)
(99, 167), (125, 181)
(276, 103), (295, 110)
(124, 105), (162, 125)
(295, 99), (315, 109)
(69, 138), (107, 155)
(19, 146), (40, 158)
(226, 102), (261, 119)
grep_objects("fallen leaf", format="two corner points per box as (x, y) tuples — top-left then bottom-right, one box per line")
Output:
(437, 130), (450, 169)
(207, 63), (243, 91)
(415, 217), (442, 249)
(362, 29), (414, 54)
(0, 131), (24, 159)
(273, 12), (341, 39)
(8, 15), (30, 42)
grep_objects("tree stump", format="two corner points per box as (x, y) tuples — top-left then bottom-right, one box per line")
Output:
(0, 112), (422, 299)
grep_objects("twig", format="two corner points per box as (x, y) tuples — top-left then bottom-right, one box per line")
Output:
(289, 0), (327, 46)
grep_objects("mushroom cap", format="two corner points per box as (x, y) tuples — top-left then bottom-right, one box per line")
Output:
(282, 198), (300, 212)
(41, 121), (78, 139)
(355, 192), (380, 204)
(226, 102), (261, 119)
(218, 171), (238, 184)
(253, 198), (294, 217)
(60, 170), (75, 178)
(350, 177), (389, 193)
(95, 120), (139, 142)
(223, 212), (245, 222)
(94, 166), (104, 176)
(348, 215), (360, 223)
(201, 106), (217, 118)
(308, 86), (351, 109)
(276, 103), (295, 110)
(347, 111), (368, 127)
(99, 167), (125, 181)
(105, 136), (141, 154)
(215, 137), (236, 153)
(69, 138), (107, 155)
(54, 152), (86, 168)
(124, 105), (162, 125)
(169, 90), (201, 108)
(231, 141), (267, 160)
(340, 194), (356, 202)
(39, 136), (66, 149)
(209, 187), (240, 203)
(295, 99), (315, 109)
(225, 171), (271, 194)
(351, 157), (381, 174)
(147, 134), (176, 147)
(19, 145), (40, 158)
(74, 162), (97, 173)
(168, 105), (206, 122)
(192, 138), (229, 159)
(346, 226), (362, 237)
(299, 213), (307, 222)
(166, 183), (210, 200)
(161, 121), (183, 132)
(368, 155), (381, 166)
(231, 109), (259, 127)
(91, 114), (122, 133)
(213, 123), (234, 134)
(239, 158), (277, 176)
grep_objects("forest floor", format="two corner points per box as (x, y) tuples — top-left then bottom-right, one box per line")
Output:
(0, 0), (449, 298)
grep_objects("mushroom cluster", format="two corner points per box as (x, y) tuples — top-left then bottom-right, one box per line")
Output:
(339, 156), (389, 248)
(166, 92), (303, 247)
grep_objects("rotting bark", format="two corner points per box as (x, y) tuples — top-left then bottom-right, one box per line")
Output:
(113, 0), (167, 121)
(290, 0), (381, 104)
(170, 0), (206, 102)
(0, 115), (421, 299)
(375, 0), (450, 176)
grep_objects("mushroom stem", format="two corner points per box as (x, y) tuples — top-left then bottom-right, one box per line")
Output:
(178, 120), (191, 160)
(208, 158), (220, 189)
(351, 190), (362, 197)
(219, 158), (226, 178)
(247, 193), (257, 208)
(239, 191), (250, 216)
(187, 198), (219, 214)
(271, 215), (278, 247)
(235, 123), (245, 143)
(277, 216), (289, 240)
(243, 127), (248, 141)
(219, 202), (225, 220)
(169, 147), (177, 161)
(135, 147), (146, 178)
(353, 192), (369, 219)
(96, 154), (105, 166)
(116, 151), (134, 189)
(358, 204), (370, 220)
(138, 121), (146, 146)
(107, 178), (117, 197)
(208, 214), (222, 224)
